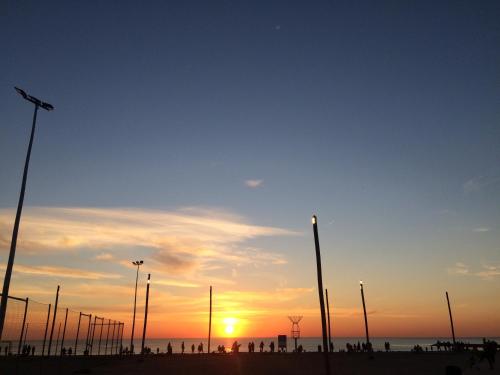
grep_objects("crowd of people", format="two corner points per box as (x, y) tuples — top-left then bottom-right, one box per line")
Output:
(344, 341), (373, 352)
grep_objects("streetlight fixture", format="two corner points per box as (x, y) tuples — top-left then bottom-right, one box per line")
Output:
(0, 87), (54, 340)
(360, 280), (370, 348)
(311, 215), (330, 375)
(130, 260), (143, 353)
(141, 273), (151, 354)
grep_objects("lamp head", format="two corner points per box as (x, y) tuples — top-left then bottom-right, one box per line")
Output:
(14, 86), (54, 111)
(312, 215), (317, 225)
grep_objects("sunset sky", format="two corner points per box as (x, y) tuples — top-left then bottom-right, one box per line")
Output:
(0, 1), (499, 339)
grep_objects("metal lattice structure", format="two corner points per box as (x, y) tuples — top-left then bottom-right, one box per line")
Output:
(288, 316), (302, 339)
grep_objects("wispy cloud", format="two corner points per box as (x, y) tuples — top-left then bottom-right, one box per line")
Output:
(94, 252), (114, 260)
(473, 227), (490, 233)
(1, 263), (121, 280)
(0, 206), (295, 276)
(245, 179), (263, 188)
(463, 175), (500, 194)
(448, 262), (500, 280)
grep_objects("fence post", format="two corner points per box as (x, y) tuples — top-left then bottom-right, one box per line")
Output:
(85, 314), (92, 354)
(60, 308), (68, 356)
(17, 297), (29, 354)
(97, 317), (104, 355)
(110, 320), (116, 355)
(119, 322), (124, 355)
(90, 315), (97, 355)
(42, 303), (51, 356)
(47, 285), (60, 355)
(74, 312), (82, 355)
(105, 319), (111, 355)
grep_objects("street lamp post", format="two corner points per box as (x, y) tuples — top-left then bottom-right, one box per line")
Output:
(141, 273), (150, 354)
(360, 281), (370, 348)
(130, 260), (143, 354)
(0, 87), (54, 340)
(312, 215), (330, 375)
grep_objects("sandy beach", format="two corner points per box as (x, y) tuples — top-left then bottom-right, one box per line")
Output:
(0, 352), (498, 375)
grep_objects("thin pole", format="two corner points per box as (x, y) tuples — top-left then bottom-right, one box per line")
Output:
(0, 105), (38, 340)
(312, 215), (330, 375)
(54, 322), (61, 355)
(105, 319), (111, 355)
(18, 297), (29, 354)
(446, 291), (456, 345)
(208, 286), (212, 354)
(97, 317), (103, 355)
(110, 321), (116, 355)
(325, 289), (332, 352)
(119, 323), (124, 354)
(74, 312), (82, 355)
(90, 316), (97, 355)
(60, 308), (68, 356)
(360, 282), (370, 346)
(23, 323), (29, 348)
(141, 274), (151, 354)
(85, 314), (92, 354)
(130, 264), (140, 353)
(47, 285), (60, 355)
(42, 303), (51, 356)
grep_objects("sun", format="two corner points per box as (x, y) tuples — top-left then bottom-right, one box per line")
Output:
(223, 317), (237, 337)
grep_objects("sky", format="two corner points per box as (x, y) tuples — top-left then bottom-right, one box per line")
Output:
(0, 0), (499, 339)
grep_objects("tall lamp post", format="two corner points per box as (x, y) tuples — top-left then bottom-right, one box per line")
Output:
(312, 215), (330, 375)
(360, 281), (370, 348)
(0, 87), (54, 340)
(141, 273), (150, 354)
(130, 260), (143, 353)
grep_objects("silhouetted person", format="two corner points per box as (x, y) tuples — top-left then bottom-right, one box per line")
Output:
(181, 341), (185, 354)
(231, 341), (240, 353)
(68, 347), (72, 355)
(259, 341), (264, 352)
(191, 343), (195, 354)
(269, 341), (275, 353)
(329, 341), (334, 352)
(248, 342), (252, 352)
(167, 342), (172, 355)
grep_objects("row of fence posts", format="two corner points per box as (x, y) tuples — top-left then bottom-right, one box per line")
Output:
(1, 290), (124, 356)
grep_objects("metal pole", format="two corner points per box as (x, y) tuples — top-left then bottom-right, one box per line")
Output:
(54, 322), (61, 355)
(446, 291), (456, 346)
(0, 105), (38, 340)
(141, 274), (151, 354)
(47, 285), (60, 355)
(130, 264), (140, 353)
(98, 317), (104, 355)
(312, 215), (330, 375)
(325, 289), (332, 352)
(42, 303), (51, 356)
(85, 314), (92, 354)
(90, 316), (97, 355)
(119, 323), (124, 355)
(208, 285), (212, 354)
(23, 323), (29, 348)
(75, 312), (82, 355)
(18, 297), (29, 354)
(110, 321), (116, 355)
(105, 319), (111, 355)
(60, 308), (68, 356)
(360, 282), (370, 346)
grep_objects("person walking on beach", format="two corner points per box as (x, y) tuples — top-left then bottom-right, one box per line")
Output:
(269, 341), (275, 353)
(191, 344), (195, 354)
(181, 341), (185, 354)
(259, 341), (264, 352)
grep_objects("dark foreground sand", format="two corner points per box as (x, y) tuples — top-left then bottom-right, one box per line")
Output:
(0, 352), (498, 375)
